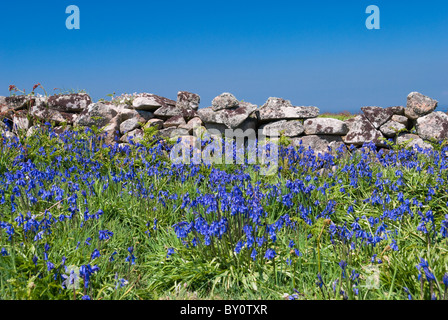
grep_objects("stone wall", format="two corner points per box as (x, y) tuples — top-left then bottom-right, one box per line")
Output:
(0, 90), (446, 154)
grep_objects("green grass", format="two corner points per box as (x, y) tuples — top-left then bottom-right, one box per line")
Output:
(0, 125), (447, 300)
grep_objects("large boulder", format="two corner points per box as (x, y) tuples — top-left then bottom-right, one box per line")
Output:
(405, 92), (438, 120)
(176, 91), (200, 111)
(197, 102), (258, 129)
(74, 103), (118, 128)
(342, 115), (385, 146)
(391, 115), (408, 126)
(47, 93), (92, 113)
(303, 118), (348, 135)
(257, 97), (319, 122)
(211, 93), (239, 111)
(415, 112), (448, 141)
(291, 135), (344, 155)
(132, 94), (176, 111)
(259, 120), (304, 137)
(154, 105), (198, 120)
(361, 106), (393, 129)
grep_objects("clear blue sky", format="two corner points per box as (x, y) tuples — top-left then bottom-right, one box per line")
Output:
(1, 0), (447, 113)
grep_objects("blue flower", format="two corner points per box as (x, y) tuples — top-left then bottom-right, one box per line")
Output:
(91, 248), (101, 260)
(264, 248), (276, 260)
(1, 248), (8, 256)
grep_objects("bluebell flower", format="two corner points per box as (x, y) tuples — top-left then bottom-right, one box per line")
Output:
(264, 248), (276, 260)
(91, 248), (101, 260)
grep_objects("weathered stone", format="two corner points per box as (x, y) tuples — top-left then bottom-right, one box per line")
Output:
(179, 117), (203, 134)
(5, 95), (36, 111)
(158, 127), (189, 140)
(258, 97), (319, 122)
(31, 105), (78, 125)
(391, 115), (408, 126)
(291, 135), (344, 155)
(198, 102), (258, 129)
(13, 111), (31, 131)
(132, 94), (176, 111)
(379, 120), (407, 138)
(204, 123), (227, 136)
(405, 92), (438, 120)
(415, 112), (448, 141)
(0, 96), (6, 106)
(177, 91), (200, 110)
(154, 105), (198, 120)
(342, 115), (385, 146)
(163, 115), (186, 128)
(211, 93), (239, 111)
(47, 93), (91, 113)
(144, 118), (164, 130)
(361, 106), (393, 129)
(387, 106), (405, 115)
(120, 129), (144, 143)
(101, 116), (121, 145)
(74, 103), (118, 128)
(259, 120), (304, 137)
(304, 118), (348, 135)
(120, 118), (141, 134)
(396, 133), (433, 151)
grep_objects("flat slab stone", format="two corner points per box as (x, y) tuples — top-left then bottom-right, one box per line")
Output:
(258, 97), (319, 122)
(361, 106), (393, 129)
(197, 102), (258, 129)
(259, 120), (304, 137)
(342, 115), (386, 146)
(291, 135), (344, 155)
(132, 94), (176, 111)
(47, 93), (92, 112)
(303, 118), (348, 135)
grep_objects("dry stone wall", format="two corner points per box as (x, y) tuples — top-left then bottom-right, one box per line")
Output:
(0, 90), (445, 155)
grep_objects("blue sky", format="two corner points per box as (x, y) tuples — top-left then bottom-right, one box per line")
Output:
(1, 0), (447, 113)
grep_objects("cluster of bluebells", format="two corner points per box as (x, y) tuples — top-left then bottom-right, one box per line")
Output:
(0, 126), (448, 300)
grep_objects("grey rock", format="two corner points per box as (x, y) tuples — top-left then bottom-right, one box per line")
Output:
(211, 92), (239, 111)
(154, 105), (198, 120)
(31, 104), (78, 125)
(303, 118), (348, 135)
(47, 93), (91, 113)
(179, 117), (203, 134)
(391, 115), (408, 126)
(120, 129), (144, 144)
(163, 115), (187, 128)
(259, 120), (304, 137)
(396, 133), (433, 151)
(74, 103), (118, 128)
(120, 118), (141, 134)
(387, 106), (405, 115)
(158, 127), (189, 140)
(177, 91), (200, 110)
(415, 111), (448, 141)
(5, 95), (35, 111)
(291, 135), (344, 155)
(13, 111), (31, 131)
(101, 116), (121, 145)
(342, 115), (386, 146)
(405, 92), (438, 120)
(144, 118), (164, 130)
(361, 106), (393, 129)
(258, 97), (319, 122)
(197, 102), (258, 129)
(379, 120), (407, 138)
(132, 94), (176, 111)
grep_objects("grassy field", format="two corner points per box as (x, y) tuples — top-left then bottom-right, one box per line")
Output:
(0, 123), (447, 300)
